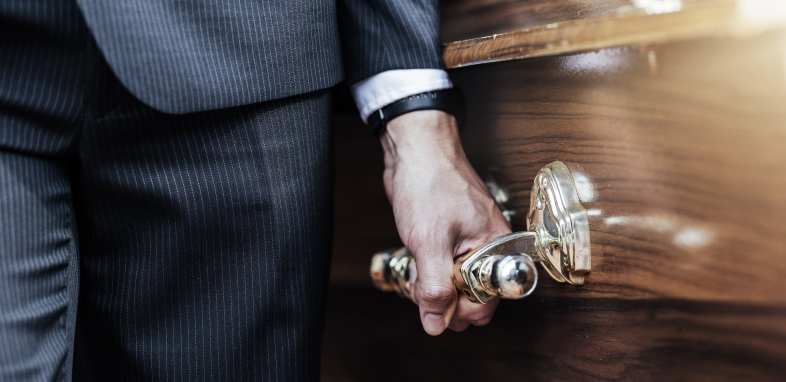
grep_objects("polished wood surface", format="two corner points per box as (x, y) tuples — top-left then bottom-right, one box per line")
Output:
(322, 287), (786, 381)
(441, 0), (786, 68)
(332, 33), (786, 300)
(326, 28), (786, 380)
(451, 33), (786, 305)
(441, 0), (633, 43)
(440, 0), (763, 43)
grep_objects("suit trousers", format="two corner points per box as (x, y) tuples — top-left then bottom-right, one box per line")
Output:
(0, 0), (335, 380)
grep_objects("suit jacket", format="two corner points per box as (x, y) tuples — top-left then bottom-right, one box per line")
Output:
(74, 0), (444, 114)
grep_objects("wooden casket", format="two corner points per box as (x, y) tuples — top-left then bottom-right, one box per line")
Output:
(323, 1), (786, 380)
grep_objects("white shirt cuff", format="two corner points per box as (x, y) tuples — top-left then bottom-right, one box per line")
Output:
(351, 69), (454, 123)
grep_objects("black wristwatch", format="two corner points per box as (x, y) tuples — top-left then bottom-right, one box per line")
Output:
(366, 87), (466, 136)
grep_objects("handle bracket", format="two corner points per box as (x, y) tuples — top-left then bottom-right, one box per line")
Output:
(526, 161), (591, 285)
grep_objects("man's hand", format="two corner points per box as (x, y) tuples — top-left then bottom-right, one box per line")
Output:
(379, 110), (512, 336)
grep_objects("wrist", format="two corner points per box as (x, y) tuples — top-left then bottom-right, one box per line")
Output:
(367, 88), (465, 136)
(380, 110), (463, 169)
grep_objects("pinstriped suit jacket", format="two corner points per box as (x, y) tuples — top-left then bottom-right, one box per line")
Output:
(74, 0), (444, 114)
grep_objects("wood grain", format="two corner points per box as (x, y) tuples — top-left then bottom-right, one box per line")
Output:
(450, 33), (786, 305)
(440, 0), (786, 69)
(441, 0), (633, 43)
(322, 286), (786, 381)
(331, 33), (786, 304)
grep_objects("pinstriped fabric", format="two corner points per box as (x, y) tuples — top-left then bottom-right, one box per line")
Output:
(74, 88), (334, 382)
(72, 0), (444, 115)
(2, 0), (443, 379)
(337, 0), (444, 85)
(0, 153), (80, 382)
(2, 0), (334, 380)
(0, 0), (90, 155)
(0, 1), (88, 380)
(74, 0), (344, 114)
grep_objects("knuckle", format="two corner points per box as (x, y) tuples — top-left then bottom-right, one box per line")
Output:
(419, 284), (455, 307)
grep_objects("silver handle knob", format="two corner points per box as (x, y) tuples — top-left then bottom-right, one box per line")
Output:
(370, 243), (539, 303)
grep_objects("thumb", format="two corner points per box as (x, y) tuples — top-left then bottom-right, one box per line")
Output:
(411, 247), (458, 336)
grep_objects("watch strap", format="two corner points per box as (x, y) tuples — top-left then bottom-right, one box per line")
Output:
(366, 88), (465, 136)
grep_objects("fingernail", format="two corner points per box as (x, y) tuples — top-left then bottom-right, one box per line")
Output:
(423, 313), (446, 335)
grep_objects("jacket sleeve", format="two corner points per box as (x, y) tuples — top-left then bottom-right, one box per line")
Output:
(337, 0), (444, 85)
